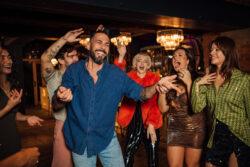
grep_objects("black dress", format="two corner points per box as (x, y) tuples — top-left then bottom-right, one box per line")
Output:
(0, 88), (21, 160)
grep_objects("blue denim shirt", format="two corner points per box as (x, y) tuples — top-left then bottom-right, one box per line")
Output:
(60, 59), (143, 156)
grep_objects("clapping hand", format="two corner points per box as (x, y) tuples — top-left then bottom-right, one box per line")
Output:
(8, 89), (23, 108)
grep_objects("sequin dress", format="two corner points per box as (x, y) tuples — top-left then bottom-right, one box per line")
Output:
(166, 92), (206, 148)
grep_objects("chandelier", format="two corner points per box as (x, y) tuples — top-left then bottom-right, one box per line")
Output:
(79, 35), (90, 47)
(111, 32), (132, 46)
(156, 29), (184, 50)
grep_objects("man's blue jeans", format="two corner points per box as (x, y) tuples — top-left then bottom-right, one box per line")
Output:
(72, 132), (125, 167)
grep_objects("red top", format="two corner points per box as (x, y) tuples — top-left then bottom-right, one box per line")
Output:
(114, 58), (163, 129)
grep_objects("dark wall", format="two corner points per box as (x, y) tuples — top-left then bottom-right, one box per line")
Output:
(64, 0), (250, 27)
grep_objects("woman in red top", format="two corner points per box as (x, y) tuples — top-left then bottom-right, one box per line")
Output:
(114, 47), (162, 167)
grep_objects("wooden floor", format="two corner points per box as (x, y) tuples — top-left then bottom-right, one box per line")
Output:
(17, 105), (203, 167)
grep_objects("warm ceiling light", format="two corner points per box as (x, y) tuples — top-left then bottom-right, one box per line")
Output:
(156, 29), (184, 50)
(51, 58), (58, 66)
(79, 35), (90, 47)
(111, 32), (132, 46)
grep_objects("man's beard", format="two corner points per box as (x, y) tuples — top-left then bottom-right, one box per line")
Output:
(90, 50), (108, 65)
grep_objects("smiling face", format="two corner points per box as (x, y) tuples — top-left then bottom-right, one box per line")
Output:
(0, 49), (12, 75)
(135, 55), (150, 75)
(90, 33), (110, 65)
(210, 43), (226, 68)
(172, 49), (189, 72)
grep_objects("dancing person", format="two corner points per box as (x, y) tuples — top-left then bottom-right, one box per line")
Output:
(0, 46), (42, 165)
(114, 49), (162, 167)
(41, 28), (83, 167)
(191, 36), (250, 167)
(158, 47), (206, 167)
(52, 29), (180, 167)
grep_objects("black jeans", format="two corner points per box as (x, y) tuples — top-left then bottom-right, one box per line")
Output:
(206, 120), (250, 167)
(124, 102), (160, 167)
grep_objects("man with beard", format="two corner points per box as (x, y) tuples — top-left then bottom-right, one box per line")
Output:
(52, 29), (180, 167)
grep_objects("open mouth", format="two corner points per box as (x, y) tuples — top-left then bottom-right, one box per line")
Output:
(174, 62), (181, 68)
(139, 66), (145, 70)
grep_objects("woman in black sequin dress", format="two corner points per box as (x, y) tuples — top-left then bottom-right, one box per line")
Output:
(158, 47), (206, 167)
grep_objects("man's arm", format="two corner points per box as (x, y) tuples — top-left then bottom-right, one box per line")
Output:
(52, 86), (73, 111)
(140, 75), (180, 101)
(0, 147), (39, 167)
(41, 28), (84, 78)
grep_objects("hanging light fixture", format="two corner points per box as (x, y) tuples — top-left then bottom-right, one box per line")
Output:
(79, 35), (90, 47)
(111, 32), (132, 46)
(156, 29), (184, 50)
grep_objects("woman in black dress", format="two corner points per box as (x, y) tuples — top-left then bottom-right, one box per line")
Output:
(0, 46), (42, 166)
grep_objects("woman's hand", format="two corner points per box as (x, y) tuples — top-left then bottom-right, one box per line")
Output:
(198, 73), (217, 85)
(147, 124), (157, 144)
(7, 89), (23, 108)
(27, 116), (44, 127)
(178, 69), (192, 86)
(196, 73), (216, 92)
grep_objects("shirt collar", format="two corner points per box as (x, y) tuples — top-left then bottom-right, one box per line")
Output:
(231, 68), (243, 79)
(82, 58), (107, 76)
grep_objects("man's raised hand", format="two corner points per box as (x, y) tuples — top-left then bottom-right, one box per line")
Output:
(62, 28), (84, 43)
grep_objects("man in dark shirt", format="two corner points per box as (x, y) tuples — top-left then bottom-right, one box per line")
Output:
(53, 29), (179, 167)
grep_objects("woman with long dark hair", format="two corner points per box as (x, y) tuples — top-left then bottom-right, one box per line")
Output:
(0, 46), (43, 165)
(158, 47), (206, 167)
(191, 36), (250, 167)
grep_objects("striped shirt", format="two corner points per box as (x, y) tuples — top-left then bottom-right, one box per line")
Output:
(191, 69), (250, 148)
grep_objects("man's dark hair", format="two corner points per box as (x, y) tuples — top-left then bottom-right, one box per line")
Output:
(90, 30), (110, 42)
(56, 44), (76, 59)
